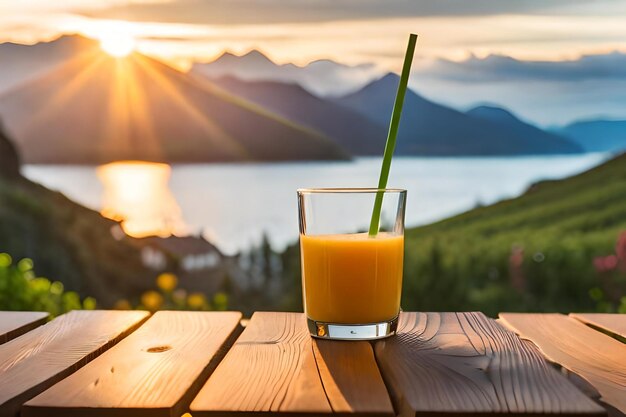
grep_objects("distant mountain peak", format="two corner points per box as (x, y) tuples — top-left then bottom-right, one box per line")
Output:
(215, 50), (237, 59)
(467, 105), (519, 123)
(351, 72), (428, 103)
(0, 33), (94, 48)
(0, 49), (348, 163)
(192, 49), (382, 97)
(378, 72), (400, 84)
(214, 49), (274, 65)
(559, 119), (626, 152)
(336, 76), (582, 156)
(241, 49), (272, 61)
(0, 33), (100, 94)
(355, 72), (399, 95)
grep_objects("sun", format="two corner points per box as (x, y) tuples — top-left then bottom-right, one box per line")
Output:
(100, 33), (136, 58)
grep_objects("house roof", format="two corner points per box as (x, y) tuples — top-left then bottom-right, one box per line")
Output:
(137, 235), (222, 258)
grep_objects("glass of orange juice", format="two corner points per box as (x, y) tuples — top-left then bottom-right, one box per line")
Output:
(297, 188), (406, 340)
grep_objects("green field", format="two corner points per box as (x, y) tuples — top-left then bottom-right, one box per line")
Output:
(401, 153), (626, 315)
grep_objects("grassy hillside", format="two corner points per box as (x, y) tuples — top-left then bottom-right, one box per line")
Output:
(0, 176), (157, 306)
(276, 153), (626, 316)
(402, 152), (626, 315)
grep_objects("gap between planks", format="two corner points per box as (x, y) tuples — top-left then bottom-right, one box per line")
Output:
(569, 313), (626, 342)
(22, 311), (243, 417)
(0, 310), (149, 417)
(0, 311), (49, 344)
(374, 312), (605, 417)
(500, 312), (626, 416)
(190, 312), (394, 416)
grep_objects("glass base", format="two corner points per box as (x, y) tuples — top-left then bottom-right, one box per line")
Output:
(307, 315), (398, 340)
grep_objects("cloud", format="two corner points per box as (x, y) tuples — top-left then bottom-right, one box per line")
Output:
(78, 0), (606, 25)
(421, 52), (626, 83)
(410, 52), (626, 125)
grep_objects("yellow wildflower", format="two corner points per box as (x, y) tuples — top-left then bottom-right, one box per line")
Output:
(156, 273), (178, 292)
(187, 292), (207, 309)
(141, 290), (163, 311)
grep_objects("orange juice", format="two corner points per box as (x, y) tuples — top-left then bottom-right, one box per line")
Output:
(300, 232), (403, 324)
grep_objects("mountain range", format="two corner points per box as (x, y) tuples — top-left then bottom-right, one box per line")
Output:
(558, 119), (626, 152)
(0, 35), (622, 163)
(210, 76), (388, 155)
(0, 48), (346, 164)
(334, 73), (582, 155)
(0, 35), (98, 95)
(466, 105), (582, 154)
(191, 49), (381, 97)
(194, 48), (626, 155)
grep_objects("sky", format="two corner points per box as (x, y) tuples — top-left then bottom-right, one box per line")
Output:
(1, 0), (626, 125)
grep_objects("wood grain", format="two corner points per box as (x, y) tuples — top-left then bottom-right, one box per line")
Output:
(313, 339), (394, 416)
(190, 312), (393, 416)
(500, 313), (626, 415)
(375, 312), (604, 417)
(22, 311), (242, 417)
(0, 310), (148, 417)
(570, 313), (626, 341)
(0, 311), (48, 344)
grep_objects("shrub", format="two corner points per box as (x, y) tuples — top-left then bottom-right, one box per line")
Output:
(0, 253), (96, 317)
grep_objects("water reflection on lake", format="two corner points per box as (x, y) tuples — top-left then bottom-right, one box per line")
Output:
(96, 161), (187, 237)
(24, 154), (610, 254)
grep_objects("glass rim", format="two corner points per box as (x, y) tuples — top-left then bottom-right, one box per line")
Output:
(297, 187), (406, 194)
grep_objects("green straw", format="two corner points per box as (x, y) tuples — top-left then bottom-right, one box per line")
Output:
(368, 33), (418, 236)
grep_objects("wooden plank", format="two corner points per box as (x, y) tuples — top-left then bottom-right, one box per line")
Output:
(500, 313), (626, 415)
(0, 311), (48, 344)
(313, 339), (394, 416)
(375, 312), (604, 417)
(22, 311), (243, 417)
(190, 312), (394, 416)
(570, 313), (626, 341)
(0, 310), (148, 417)
(190, 312), (330, 416)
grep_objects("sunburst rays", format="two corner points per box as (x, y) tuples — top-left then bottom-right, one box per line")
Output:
(14, 46), (253, 163)
(19, 50), (105, 143)
(133, 54), (250, 159)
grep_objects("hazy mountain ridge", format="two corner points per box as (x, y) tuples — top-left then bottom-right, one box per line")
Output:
(466, 105), (583, 153)
(0, 35), (99, 94)
(558, 119), (626, 152)
(335, 73), (582, 155)
(191, 49), (381, 97)
(1, 35), (619, 162)
(209, 75), (388, 155)
(0, 48), (348, 164)
(205, 72), (584, 157)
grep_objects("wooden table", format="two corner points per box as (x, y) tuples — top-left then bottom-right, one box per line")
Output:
(0, 310), (624, 417)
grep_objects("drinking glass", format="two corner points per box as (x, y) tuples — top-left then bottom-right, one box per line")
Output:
(297, 188), (406, 340)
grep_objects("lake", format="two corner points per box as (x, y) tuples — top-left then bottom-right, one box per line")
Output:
(24, 154), (609, 254)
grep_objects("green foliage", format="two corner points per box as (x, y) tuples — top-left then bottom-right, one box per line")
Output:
(401, 153), (626, 316)
(279, 154), (626, 316)
(0, 253), (96, 317)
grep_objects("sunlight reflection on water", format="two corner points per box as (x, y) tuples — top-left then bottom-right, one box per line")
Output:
(24, 154), (610, 254)
(96, 161), (187, 237)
